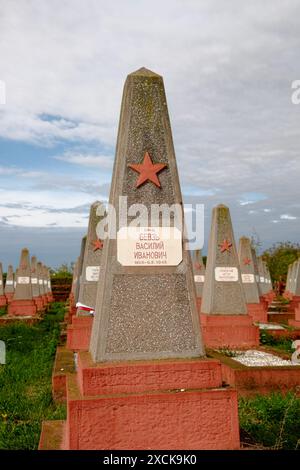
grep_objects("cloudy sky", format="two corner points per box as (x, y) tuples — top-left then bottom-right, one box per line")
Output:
(0, 0), (299, 269)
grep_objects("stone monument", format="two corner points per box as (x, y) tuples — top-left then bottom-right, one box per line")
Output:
(4, 264), (14, 303)
(40, 68), (240, 450)
(238, 236), (267, 322)
(0, 263), (7, 307)
(8, 248), (37, 317)
(192, 249), (205, 312)
(200, 204), (259, 348)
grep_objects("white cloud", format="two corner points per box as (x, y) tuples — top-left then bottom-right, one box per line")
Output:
(280, 214), (297, 220)
(54, 152), (113, 169)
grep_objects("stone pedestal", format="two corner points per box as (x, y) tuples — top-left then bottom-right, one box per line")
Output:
(40, 352), (240, 450)
(289, 303), (300, 328)
(0, 295), (7, 307)
(5, 292), (14, 304)
(200, 314), (259, 349)
(247, 303), (268, 322)
(8, 299), (37, 316)
(67, 316), (93, 351)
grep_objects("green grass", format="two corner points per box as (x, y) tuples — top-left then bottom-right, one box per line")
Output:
(260, 330), (294, 353)
(0, 307), (6, 317)
(0, 302), (66, 449)
(239, 392), (300, 449)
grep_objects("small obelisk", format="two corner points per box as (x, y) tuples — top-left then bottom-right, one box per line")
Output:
(4, 264), (15, 303)
(75, 236), (87, 307)
(8, 248), (37, 316)
(77, 201), (104, 314)
(31, 256), (43, 311)
(192, 249), (205, 311)
(0, 263), (6, 307)
(238, 237), (267, 322)
(200, 204), (259, 347)
(90, 67), (204, 362)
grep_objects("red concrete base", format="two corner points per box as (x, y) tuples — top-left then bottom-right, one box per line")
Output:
(52, 347), (75, 402)
(0, 295), (7, 307)
(268, 312), (294, 325)
(247, 303), (268, 323)
(260, 296), (269, 312)
(47, 294), (54, 303)
(211, 350), (300, 396)
(289, 304), (300, 328)
(287, 296), (300, 312)
(5, 292), (14, 304)
(40, 353), (240, 450)
(34, 296), (44, 312)
(67, 316), (93, 351)
(200, 314), (259, 349)
(8, 299), (37, 317)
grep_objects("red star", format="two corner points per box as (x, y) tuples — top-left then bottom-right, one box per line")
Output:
(195, 262), (202, 270)
(92, 239), (103, 251)
(128, 151), (167, 188)
(219, 239), (232, 253)
(243, 257), (251, 265)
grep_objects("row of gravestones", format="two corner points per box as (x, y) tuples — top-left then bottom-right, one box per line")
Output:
(66, 202), (274, 351)
(0, 249), (53, 317)
(285, 259), (300, 327)
(39, 67), (279, 450)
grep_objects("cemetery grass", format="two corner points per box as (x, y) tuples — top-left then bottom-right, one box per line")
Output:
(239, 392), (300, 449)
(0, 302), (66, 449)
(260, 330), (294, 353)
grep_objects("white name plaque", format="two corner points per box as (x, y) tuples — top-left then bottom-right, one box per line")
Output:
(215, 267), (238, 282)
(117, 227), (182, 266)
(194, 275), (205, 283)
(18, 277), (30, 284)
(242, 273), (255, 283)
(86, 266), (100, 282)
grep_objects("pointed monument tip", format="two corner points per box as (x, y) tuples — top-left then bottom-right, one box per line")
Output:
(129, 67), (161, 78)
(216, 204), (229, 210)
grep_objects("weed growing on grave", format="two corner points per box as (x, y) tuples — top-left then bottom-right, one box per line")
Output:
(239, 392), (300, 449)
(0, 302), (66, 449)
(217, 347), (239, 357)
(260, 331), (293, 353)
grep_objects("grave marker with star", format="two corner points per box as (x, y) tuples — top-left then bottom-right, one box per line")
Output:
(90, 67), (204, 362)
(77, 201), (105, 315)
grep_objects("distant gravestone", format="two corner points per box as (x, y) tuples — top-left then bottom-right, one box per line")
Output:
(200, 204), (259, 347)
(201, 205), (247, 315)
(238, 237), (267, 322)
(8, 248), (37, 316)
(4, 264), (14, 303)
(75, 237), (87, 306)
(192, 249), (205, 314)
(0, 262), (6, 307)
(238, 237), (260, 304)
(77, 201), (104, 314)
(90, 67), (204, 362)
